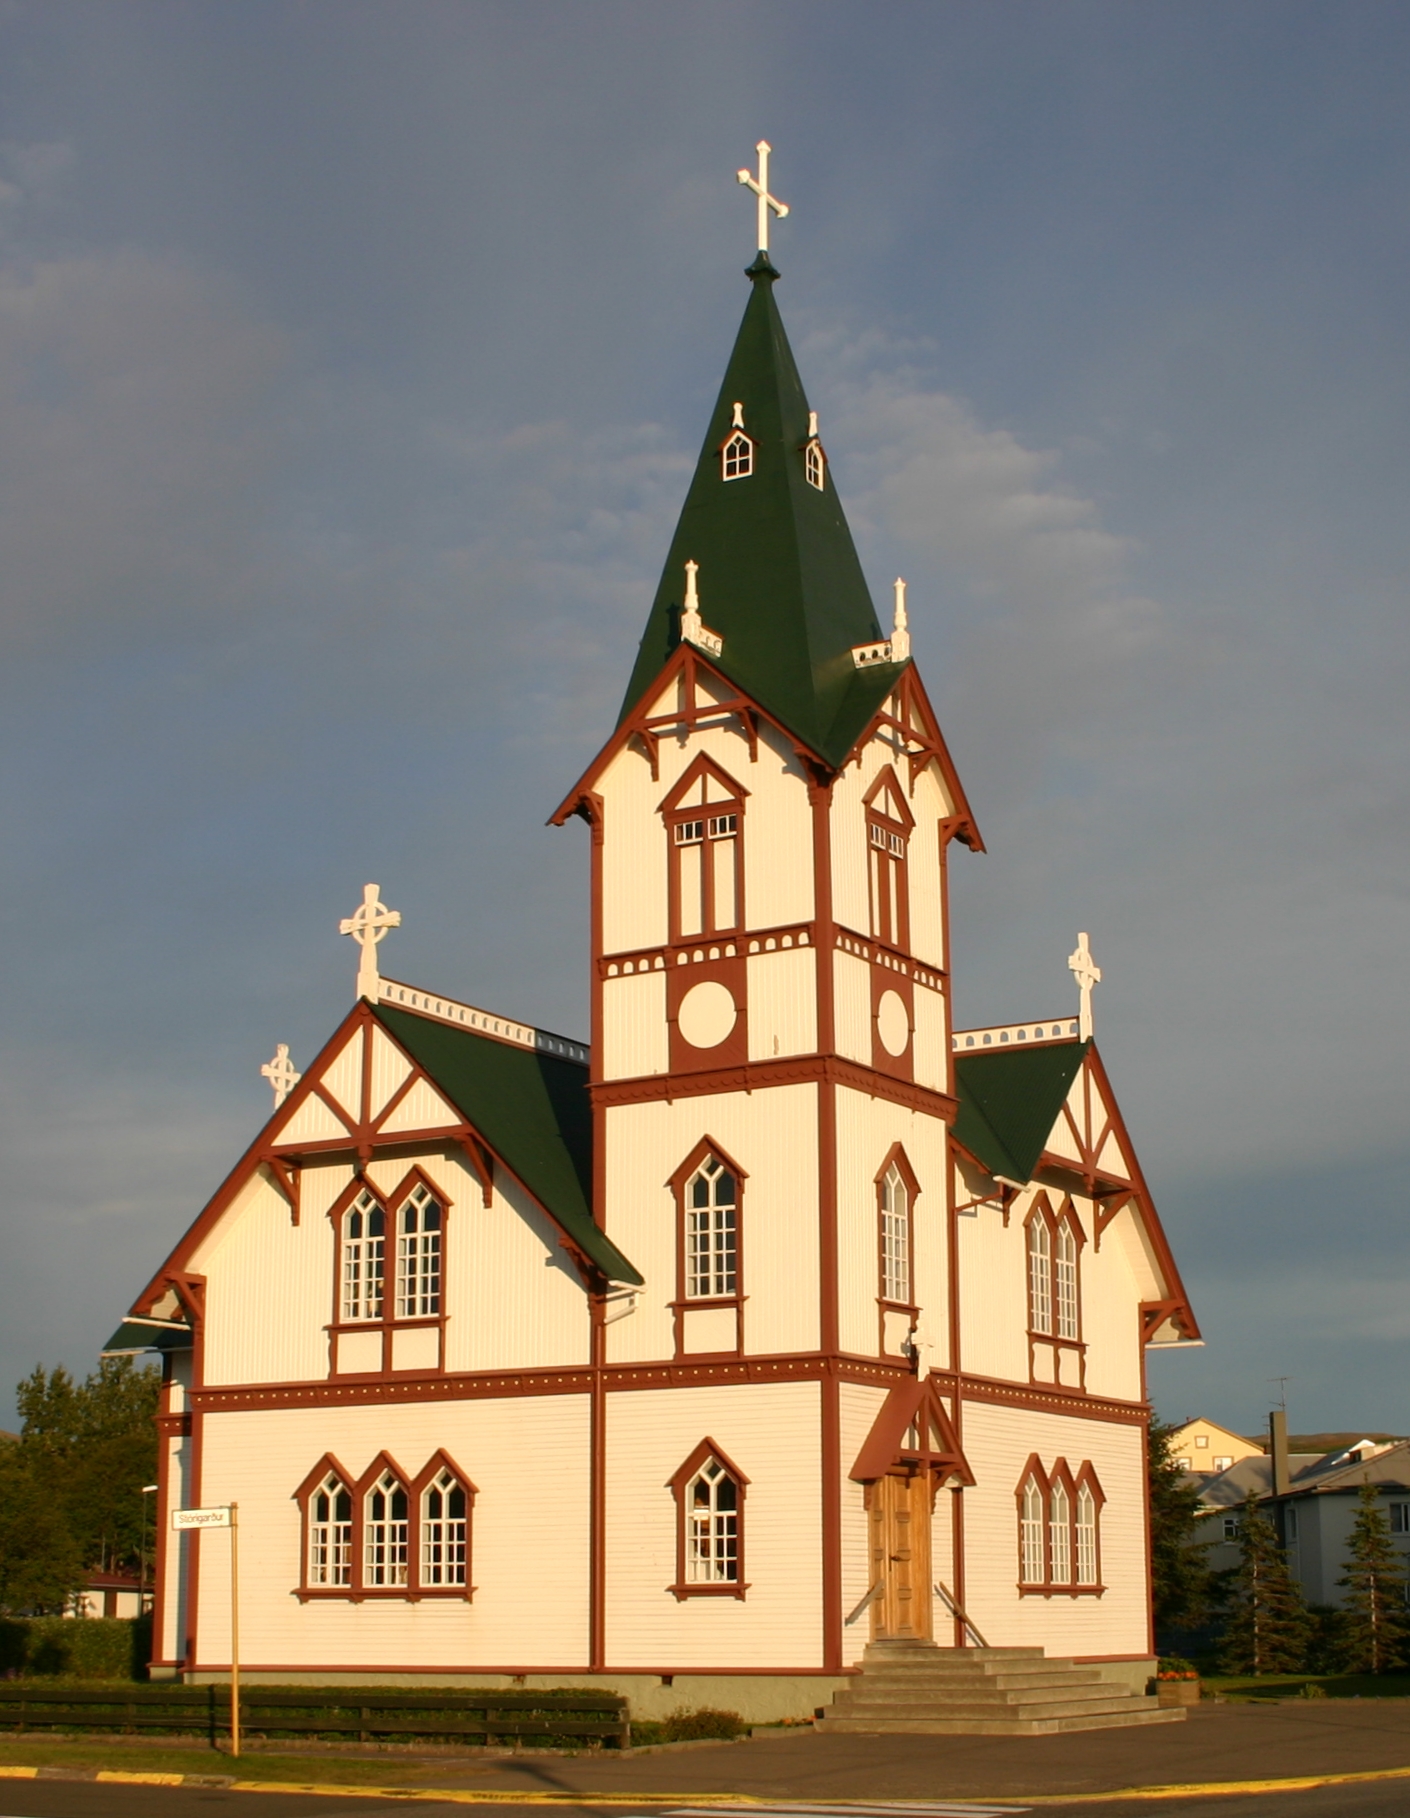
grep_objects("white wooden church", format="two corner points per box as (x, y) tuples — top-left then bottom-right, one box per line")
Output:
(109, 146), (1198, 1724)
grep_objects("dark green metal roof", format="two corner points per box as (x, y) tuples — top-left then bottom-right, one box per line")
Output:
(620, 257), (901, 769)
(953, 1040), (1090, 1183)
(373, 1005), (642, 1286)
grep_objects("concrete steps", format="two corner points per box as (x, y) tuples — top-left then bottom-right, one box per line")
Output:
(816, 1640), (1184, 1736)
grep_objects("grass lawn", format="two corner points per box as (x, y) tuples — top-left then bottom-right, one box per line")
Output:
(1204, 1673), (1410, 1700)
(0, 1735), (495, 1787)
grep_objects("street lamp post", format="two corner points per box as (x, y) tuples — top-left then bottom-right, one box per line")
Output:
(140, 1485), (158, 1615)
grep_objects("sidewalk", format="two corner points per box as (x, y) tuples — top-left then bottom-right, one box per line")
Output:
(408, 1700), (1410, 1802)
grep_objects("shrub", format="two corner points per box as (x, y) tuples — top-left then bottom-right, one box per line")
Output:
(659, 1705), (747, 1741)
(0, 1615), (149, 1679)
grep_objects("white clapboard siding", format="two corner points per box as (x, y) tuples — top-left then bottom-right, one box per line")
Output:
(907, 765), (949, 972)
(277, 1091), (349, 1146)
(196, 1172), (334, 1387)
(832, 949), (872, 1065)
(746, 946), (818, 1060)
(321, 1029), (364, 1123)
(957, 1401), (1148, 1660)
(911, 983), (948, 1093)
(192, 1397), (591, 1670)
(367, 1025), (414, 1122)
(838, 1382), (886, 1666)
(739, 726), (815, 931)
(159, 1428), (193, 1662)
(599, 740), (671, 957)
(956, 1203), (1029, 1384)
(603, 1382), (822, 1670)
(377, 1077), (462, 1136)
(826, 752), (874, 940)
(441, 1167), (591, 1373)
(602, 1086), (820, 1364)
(601, 972), (669, 1080)
(1080, 1210), (1145, 1403)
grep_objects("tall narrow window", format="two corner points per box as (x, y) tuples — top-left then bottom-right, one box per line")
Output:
(1027, 1216), (1053, 1336)
(1020, 1476), (1045, 1585)
(686, 1156), (737, 1298)
(421, 1468), (468, 1588)
(396, 1181), (443, 1318)
(364, 1470), (409, 1587)
(880, 1163), (910, 1305)
(1055, 1220), (1079, 1340)
(686, 1457), (740, 1583)
(308, 1473), (352, 1587)
(864, 770), (913, 949)
(342, 1189), (385, 1322)
(804, 438), (825, 490)
(722, 431), (753, 480)
(662, 759), (747, 944)
(1075, 1484), (1098, 1584)
(1049, 1479), (1072, 1586)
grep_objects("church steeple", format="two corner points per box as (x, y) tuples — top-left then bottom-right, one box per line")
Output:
(619, 254), (906, 770)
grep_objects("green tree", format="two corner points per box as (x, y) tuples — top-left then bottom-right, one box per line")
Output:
(1220, 1493), (1312, 1674)
(1336, 1483), (1410, 1673)
(1148, 1416), (1215, 1631)
(0, 1439), (85, 1614)
(16, 1359), (160, 1576)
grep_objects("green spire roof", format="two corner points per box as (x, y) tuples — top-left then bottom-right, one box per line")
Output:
(620, 258), (902, 769)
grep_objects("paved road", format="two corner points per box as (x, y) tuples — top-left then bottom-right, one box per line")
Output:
(4, 1788), (1410, 1818)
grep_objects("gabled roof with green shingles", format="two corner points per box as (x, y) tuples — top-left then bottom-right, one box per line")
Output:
(374, 1004), (642, 1286)
(620, 257), (901, 769)
(953, 1040), (1090, 1183)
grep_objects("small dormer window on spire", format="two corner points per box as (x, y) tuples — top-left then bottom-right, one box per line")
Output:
(804, 410), (825, 491)
(722, 402), (753, 481)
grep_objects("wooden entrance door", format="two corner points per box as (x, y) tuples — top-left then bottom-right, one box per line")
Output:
(869, 1471), (933, 1641)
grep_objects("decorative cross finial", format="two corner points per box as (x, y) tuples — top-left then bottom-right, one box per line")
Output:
(736, 139), (789, 254)
(1068, 931), (1102, 1041)
(678, 559), (723, 658)
(890, 577), (911, 663)
(339, 883), (401, 1002)
(260, 1043), (301, 1109)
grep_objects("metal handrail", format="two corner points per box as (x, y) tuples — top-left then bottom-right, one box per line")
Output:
(844, 1581), (883, 1625)
(934, 1578), (989, 1648)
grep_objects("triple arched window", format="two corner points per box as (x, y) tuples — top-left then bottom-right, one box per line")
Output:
(1016, 1457), (1103, 1595)
(297, 1451), (474, 1600)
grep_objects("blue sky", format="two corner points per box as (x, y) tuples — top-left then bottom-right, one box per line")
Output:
(1, 2), (1408, 1437)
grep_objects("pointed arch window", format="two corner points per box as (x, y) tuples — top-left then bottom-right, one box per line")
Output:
(1055, 1219), (1079, 1341)
(722, 431), (753, 481)
(1075, 1481), (1099, 1586)
(1026, 1197), (1083, 1352)
(419, 1466), (469, 1588)
(864, 768), (915, 951)
(1048, 1477), (1072, 1586)
(685, 1155), (738, 1299)
(1019, 1472), (1045, 1586)
(1027, 1214), (1053, 1337)
(395, 1180), (443, 1319)
(308, 1470), (353, 1587)
(804, 438), (825, 491)
(364, 1468), (409, 1587)
(669, 1438), (750, 1599)
(660, 757), (748, 943)
(880, 1163), (910, 1306)
(341, 1188), (385, 1323)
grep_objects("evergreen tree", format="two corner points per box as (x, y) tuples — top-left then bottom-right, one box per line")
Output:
(1336, 1483), (1410, 1673)
(0, 1439), (85, 1614)
(1219, 1493), (1312, 1674)
(1148, 1416), (1215, 1632)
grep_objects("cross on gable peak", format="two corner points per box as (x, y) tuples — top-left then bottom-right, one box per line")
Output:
(339, 882), (401, 1003)
(1068, 931), (1102, 1042)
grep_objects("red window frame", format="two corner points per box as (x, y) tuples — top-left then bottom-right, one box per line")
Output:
(328, 1167), (451, 1373)
(864, 767), (915, 951)
(667, 1436), (751, 1601)
(1015, 1454), (1105, 1596)
(295, 1448), (476, 1602)
(659, 755), (749, 945)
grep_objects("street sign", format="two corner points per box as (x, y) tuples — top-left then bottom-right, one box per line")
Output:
(172, 1505), (232, 1530)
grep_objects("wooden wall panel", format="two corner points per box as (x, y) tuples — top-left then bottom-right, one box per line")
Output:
(832, 950), (872, 1065)
(601, 972), (669, 1081)
(599, 742), (669, 957)
(838, 1382), (886, 1666)
(955, 1198), (1028, 1384)
(739, 724), (815, 932)
(197, 1173), (333, 1387)
(746, 947), (818, 1061)
(911, 985), (947, 1095)
(603, 1382), (822, 1669)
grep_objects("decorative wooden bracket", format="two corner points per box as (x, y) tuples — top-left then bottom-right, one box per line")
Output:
(1141, 1298), (1189, 1344)
(455, 1132), (495, 1208)
(1094, 1189), (1135, 1251)
(263, 1154), (302, 1225)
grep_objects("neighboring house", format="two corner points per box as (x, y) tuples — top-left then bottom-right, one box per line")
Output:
(1194, 1435), (1410, 1603)
(1167, 1417), (1261, 1477)
(102, 158), (1199, 1713)
(70, 1572), (147, 1621)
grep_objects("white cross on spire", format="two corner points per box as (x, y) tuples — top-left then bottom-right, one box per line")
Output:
(260, 1043), (301, 1108)
(339, 882), (401, 1002)
(736, 140), (789, 255)
(1068, 931), (1102, 1042)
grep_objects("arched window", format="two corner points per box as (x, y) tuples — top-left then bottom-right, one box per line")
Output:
(1055, 1220), (1079, 1341)
(420, 1467), (468, 1588)
(396, 1180), (443, 1319)
(685, 1156), (737, 1299)
(687, 1457), (739, 1582)
(804, 438), (825, 491)
(661, 757), (747, 943)
(880, 1162), (911, 1306)
(342, 1188), (385, 1322)
(308, 1471), (352, 1587)
(864, 769), (913, 949)
(364, 1469), (409, 1587)
(1027, 1215), (1053, 1337)
(722, 430), (753, 480)
(1019, 1475), (1045, 1585)
(1049, 1479), (1072, 1586)
(1075, 1483), (1098, 1585)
